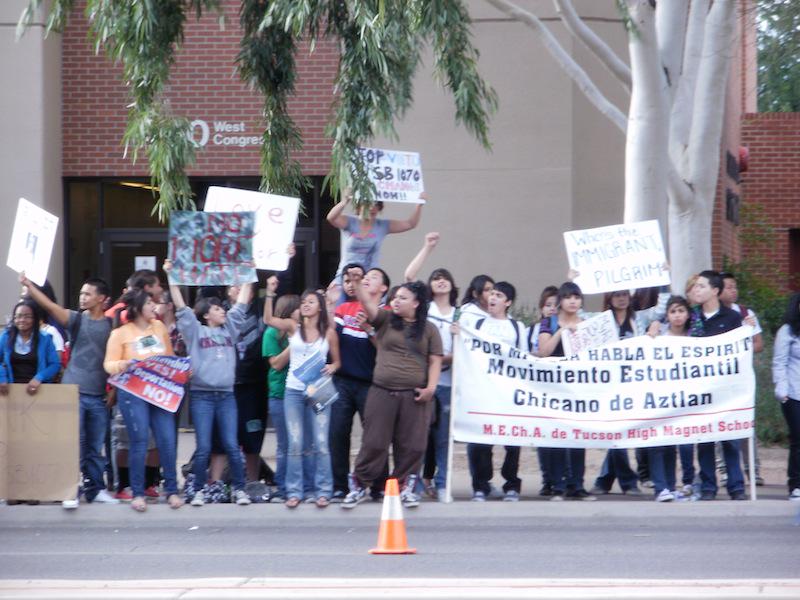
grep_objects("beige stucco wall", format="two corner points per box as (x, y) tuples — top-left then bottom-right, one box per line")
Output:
(0, 0), (63, 318)
(376, 0), (627, 314)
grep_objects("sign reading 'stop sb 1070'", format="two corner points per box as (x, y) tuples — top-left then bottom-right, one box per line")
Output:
(563, 220), (670, 294)
(359, 147), (425, 204)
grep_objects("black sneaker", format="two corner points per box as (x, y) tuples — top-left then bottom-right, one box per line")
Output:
(730, 491), (747, 501)
(566, 489), (597, 501)
(699, 491), (716, 501)
(330, 490), (346, 504)
(539, 484), (553, 497)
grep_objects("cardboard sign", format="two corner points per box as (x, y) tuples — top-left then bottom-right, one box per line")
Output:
(203, 186), (299, 271)
(359, 147), (425, 204)
(563, 220), (670, 294)
(453, 326), (755, 449)
(561, 311), (618, 358)
(168, 210), (256, 285)
(0, 384), (79, 502)
(6, 198), (59, 286)
(108, 355), (191, 414)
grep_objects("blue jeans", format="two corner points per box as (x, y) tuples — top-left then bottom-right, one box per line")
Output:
(284, 387), (333, 500)
(648, 445), (677, 495)
(269, 397), (288, 496)
(191, 390), (245, 491)
(432, 385), (452, 490)
(549, 448), (585, 494)
(593, 449), (639, 492)
(679, 444), (695, 485)
(698, 440), (744, 496)
(116, 388), (178, 497)
(80, 393), (110, 500)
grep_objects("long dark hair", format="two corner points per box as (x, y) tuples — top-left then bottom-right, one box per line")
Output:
(274, 294), (300, 341)
(783, 293), (800, 337)
(299, 289), (328, 342)
(461, 274), (494, 307)
(8, 299), (41, 357)
(603, 290), (635, 324)
(115, 288), (153, 327)
(390, 281), (429, 341)
(428, 268), (458, 307)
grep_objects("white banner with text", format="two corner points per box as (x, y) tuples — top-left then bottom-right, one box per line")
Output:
(453, 325), (755, 449)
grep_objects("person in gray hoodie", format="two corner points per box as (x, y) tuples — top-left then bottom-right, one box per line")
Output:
(164, 260), (252, 507)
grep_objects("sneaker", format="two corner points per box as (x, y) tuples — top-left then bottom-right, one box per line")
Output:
(144, 485), (160, 499)
(641, 479), (655, 489)
(61, 499), (79, 510)
(503, 490), (520, 502)
(93, 489), (120, 504)
(789, 488), (800, 501)
(730, 491), (747, 501)
(115, 488), (133, 501)
(589, 486), (608, 496)
(330, 490), (346, 504)
(566, 489), (597, 501)
(623, 487), (643, 496)
(341, 487), (367, 509)
(436, 488), (448, 503)
(234, 490), (252, 506)
(680, 484), (694, 497)
(423, 481), (437, 500)
(655, 489), (674, 502)
(471, 491), (487, 502)
(549, 492), (565, 501)
(191, 491), (205, 507)
(539, 484), (553, 497)
(699, 491), (716, 501)
(755, 476), (765, 487)
(401, 475), (421, 508)
(370, 490), (385, 502)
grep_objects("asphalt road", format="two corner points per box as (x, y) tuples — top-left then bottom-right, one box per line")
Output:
(2, 498), (798, 581)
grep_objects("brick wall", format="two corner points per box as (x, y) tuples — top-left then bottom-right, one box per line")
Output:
(62, 0), (338, 177)
(741, 112), (800, 291)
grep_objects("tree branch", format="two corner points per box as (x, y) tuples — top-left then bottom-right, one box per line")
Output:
(687, 0), (738, 203)
(553, 0), (631, 91)
(485, 0), (627, 133)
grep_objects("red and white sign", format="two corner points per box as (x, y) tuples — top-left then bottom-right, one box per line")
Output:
(109, 355), (191, 413)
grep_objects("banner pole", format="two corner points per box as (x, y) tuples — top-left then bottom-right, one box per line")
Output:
(748, 429), (757, 501)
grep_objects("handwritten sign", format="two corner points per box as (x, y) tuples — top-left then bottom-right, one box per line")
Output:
(563, 220), (669, 295)
(359, 147), (425, 204)
(108, 355), (192, 414)
(6, 198), (59, 286)
(168, 210), (256, 285)
(561, 310), (618, 358)
(0, 384), (79, 502)
(203, 186), (299, 271)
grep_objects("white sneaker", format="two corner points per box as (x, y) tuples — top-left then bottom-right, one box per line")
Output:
(191, 491), (205, 507)
(789, 488), (800, 501)
(61, 499), (79, 510)
(234, 490), (252, 506)
(93, 489), (120, 504)
(680, 484), (693, 497)
(655, 489), (674, 502)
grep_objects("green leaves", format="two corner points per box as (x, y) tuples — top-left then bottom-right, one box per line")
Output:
(757, 0), (800, 112)
(20, 0), (496, 218)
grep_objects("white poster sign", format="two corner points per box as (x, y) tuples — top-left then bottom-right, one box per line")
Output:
(453, 325), (755, 449)
(561, 310), (618, 358)
(203, 186), (299, 271)
(135, 256), (156, 271)
(563, 220), (670, 294)
(359, 147), (425, 204)
(6, 198), (59, 286)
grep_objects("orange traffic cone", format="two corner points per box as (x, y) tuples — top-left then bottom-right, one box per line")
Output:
(369, 478), (416, 554)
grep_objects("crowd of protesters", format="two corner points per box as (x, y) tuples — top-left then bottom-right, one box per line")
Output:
(5, 192), (800, 511)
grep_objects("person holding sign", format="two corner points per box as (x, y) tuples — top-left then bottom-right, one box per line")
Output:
(326, 192), (424, 280)
(537, 282), (596, 501)
(104, 289), (180, 512)
(263, 289), (341, 508)
(0, 299), (61, 396)
(164, 260), (252, 507)
(342, 279), (443, 509)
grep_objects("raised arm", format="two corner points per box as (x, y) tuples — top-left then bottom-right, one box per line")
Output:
(404, 232), (439, 282)
(162, 260), (186, 311)
(326, 194), (351, 230)
(388, 201), (423, 234)
(262, 283), (296, 334)
(19, 273), (70, 327)
(354, 274), (380, 322)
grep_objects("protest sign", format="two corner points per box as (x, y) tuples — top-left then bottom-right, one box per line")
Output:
(108, 355), (192, 413)
(291, 351), (326, 386)
(203, 186), (299, 270)
(168, 210), (256, 285)
(453, 325), (755, 449)
(359, 147), (425, 204)
(563, 220), (669, 294)
(561, 310), (618, 358)
(0, 384), (79, 502)
(6, 198), (59, 286)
